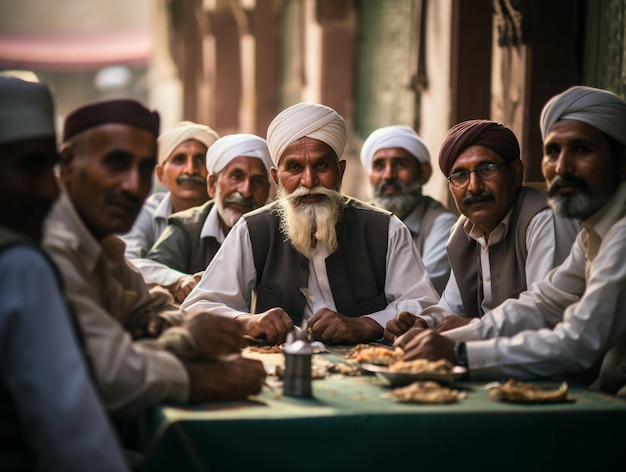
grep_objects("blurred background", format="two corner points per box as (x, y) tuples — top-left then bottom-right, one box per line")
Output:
(0, 0), (623, 204)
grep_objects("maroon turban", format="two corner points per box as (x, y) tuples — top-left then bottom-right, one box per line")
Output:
(63, 99), (160, 142)
(438, 119), (520, 177)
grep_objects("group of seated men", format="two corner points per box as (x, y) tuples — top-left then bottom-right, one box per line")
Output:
(2, 74), (626, 469)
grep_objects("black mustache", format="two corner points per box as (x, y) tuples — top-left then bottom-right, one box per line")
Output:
(377, 178), (404, 191)
(176, 174), (206, 185)
(105, 191), (141, 212)
(224, 192), (255, 209)
(548, 175), (588, 196)
(463, 192), (495, 205)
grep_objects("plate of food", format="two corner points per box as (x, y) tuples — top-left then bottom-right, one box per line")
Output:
(362, 358), (468, 387)
(488, 379), (574, 403)
(344, 343), (404, 366)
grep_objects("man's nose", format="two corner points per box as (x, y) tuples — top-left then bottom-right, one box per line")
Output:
(555, 151), (574, 175)
(381, 163), (395, 180)
(466, 170), (485, 192)
(183, 155), (195, 174)
(120, 168), (141, 195)
(238, 178), (252, 197)
(300, 166), (319, 188)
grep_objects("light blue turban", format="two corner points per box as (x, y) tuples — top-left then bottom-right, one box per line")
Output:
(540, 86), (626, 145)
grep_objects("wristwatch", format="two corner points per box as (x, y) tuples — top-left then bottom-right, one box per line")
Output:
(453, 341), (469, 370)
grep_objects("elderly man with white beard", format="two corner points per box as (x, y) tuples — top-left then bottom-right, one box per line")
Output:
(182, 103), (439, 345)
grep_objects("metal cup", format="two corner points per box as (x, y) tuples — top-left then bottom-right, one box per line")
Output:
(283, 352), (312, 397)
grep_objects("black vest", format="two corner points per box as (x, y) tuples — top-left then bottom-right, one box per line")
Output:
(245, 198), (391, 326)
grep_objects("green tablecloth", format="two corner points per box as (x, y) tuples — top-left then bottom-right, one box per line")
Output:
(137, 350), (626, 472)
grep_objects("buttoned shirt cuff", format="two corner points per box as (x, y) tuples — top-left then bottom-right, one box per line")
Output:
(464, 339), (499, 374)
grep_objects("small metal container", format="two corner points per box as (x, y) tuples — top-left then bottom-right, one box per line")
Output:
(283, 348), (313, 397)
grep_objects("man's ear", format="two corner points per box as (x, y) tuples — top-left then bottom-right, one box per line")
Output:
(511, 159), (525, 187)
(58, 144), (75, 186)
(338, 159), (347, 182)
(419, 161), (432, 185)
(155, 165), (166, 185)
(270, 167), (279, 185)
(207, 174), (217, 198)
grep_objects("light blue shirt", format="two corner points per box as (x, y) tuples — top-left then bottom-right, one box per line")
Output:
(0, 245), (129, 471)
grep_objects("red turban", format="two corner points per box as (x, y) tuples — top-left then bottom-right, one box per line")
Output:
(438, 119), (520, 176)
(63, 99), (160, 142)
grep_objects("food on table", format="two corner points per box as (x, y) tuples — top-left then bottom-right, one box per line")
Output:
(490, 380), (571, 403)
(346, 344), (403, 365)
(386, 381), (465, 404)
(247, 345), (283, 354)
(388, 358), (454, 374)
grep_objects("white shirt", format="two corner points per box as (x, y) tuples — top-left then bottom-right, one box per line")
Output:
(420, 206), (580, 324)
(182, 212), (439, 327)
(403, 200), (457, 294)
(444, 182), (626, 380)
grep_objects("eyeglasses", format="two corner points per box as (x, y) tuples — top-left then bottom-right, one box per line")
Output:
(447, 162), (510, 188)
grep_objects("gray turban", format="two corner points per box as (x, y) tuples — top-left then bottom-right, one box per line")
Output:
(206, 133), (272, 175)
(0, 77), (55, 146)
(266, 102), (346, 166)
(360, 125), (430, 173)
(158, 121), (219, 165)
(540, 86), (626, 145)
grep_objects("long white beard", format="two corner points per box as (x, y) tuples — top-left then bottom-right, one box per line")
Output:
(275, 185), (343, 257)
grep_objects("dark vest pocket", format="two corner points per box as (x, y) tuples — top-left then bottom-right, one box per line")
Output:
(255, 284), (285, 312)
(348, 292), (387, 317)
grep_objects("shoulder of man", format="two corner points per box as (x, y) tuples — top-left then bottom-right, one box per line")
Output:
(168, 200), (215, 225)
(342, 196), (392, 216)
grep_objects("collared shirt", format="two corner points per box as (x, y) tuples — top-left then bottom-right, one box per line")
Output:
(182, 213), (439, 327)
(403, 199), (457, 294)
(0, 245), (130, 471)
(44, 192), (189, 416)
(430, 206), (580, 319)
(444, 182), (626, 380)
(122, 192), (181, 285)
(145, 203), (226, 284)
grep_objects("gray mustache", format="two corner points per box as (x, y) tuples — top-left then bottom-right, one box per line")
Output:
(176, 174), (206, 185)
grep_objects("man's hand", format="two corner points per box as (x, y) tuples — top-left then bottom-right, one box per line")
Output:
(184, 312), (244, 360)
(184, 356), (266, 402)
(127, 312), (175, 339)
(237, 308), (294, 345)
(168, 274), (202, 304)
(307, 308), (383, 345)
(395, 329), (456, 363)
(384, 311), (428, 343)
(433, 314), (472, 333)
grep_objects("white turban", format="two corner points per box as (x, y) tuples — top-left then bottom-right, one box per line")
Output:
(205, 133), (272, 175)
(540, 86), (626, 145)
(266, 102), (346, 166)
(158, 121), (219, 165)
(359, 125), (430, 173)
(0, 77), (55, 146)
